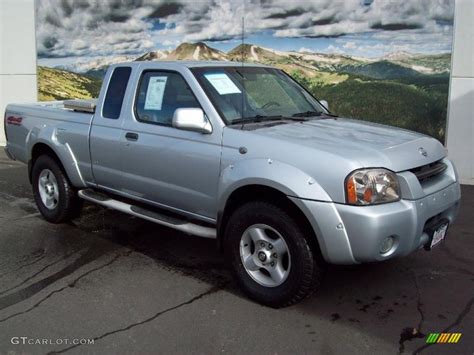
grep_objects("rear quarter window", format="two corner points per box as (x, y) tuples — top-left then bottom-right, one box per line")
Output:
(103, 67), (132, 119)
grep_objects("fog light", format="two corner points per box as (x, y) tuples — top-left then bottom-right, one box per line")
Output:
(380, 236), (395, 254)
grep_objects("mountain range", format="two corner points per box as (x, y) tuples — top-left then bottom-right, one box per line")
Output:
(54, 42), (450, 81)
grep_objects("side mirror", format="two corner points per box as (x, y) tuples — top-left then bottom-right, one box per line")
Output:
(172, 108), (212, 134)
(319, 100), (329, 111)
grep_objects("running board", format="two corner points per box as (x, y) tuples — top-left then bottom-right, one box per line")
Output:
(78, 189), (216, 239)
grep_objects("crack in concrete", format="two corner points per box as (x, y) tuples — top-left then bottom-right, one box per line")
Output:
(0, 250), (80, 296)
(413, 273), (425, 333)
(47, 285), (225, 354)
(0, 250), (131, 323)
(433, 266), (474, 277)
(0, 251), (48, 279)
(398, 272), (425, 354)
(13, 212), (42, 220)
(413, 296), (474, 354)
(0, 246), (121, 312)
(0, 249), (42, 264)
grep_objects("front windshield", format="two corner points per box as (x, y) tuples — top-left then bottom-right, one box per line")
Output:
(191, 66), (327, 124)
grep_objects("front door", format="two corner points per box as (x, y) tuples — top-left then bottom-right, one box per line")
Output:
(120, 70), (222, 220)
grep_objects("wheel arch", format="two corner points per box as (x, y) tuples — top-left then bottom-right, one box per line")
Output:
(30, 143), (84, 223)
(217, 184), (323, 261)
(28, 142), (83, 187)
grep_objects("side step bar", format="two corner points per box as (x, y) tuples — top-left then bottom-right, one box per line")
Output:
(78, 189), (216, 239)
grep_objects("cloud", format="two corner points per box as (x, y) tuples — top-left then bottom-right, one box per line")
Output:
(148, 2), (184, 18)
(326, 44), (344, 54)
(36, 0), (158, 58)
(370, 23), (422, 31)
(343, 41), (357, 49)
(161, 39), (179, 46)
(153, 0), (245, 43)
(330, 25), (454, 58)
(36, 0), (455, 59)
(153, 0), (453, 42)
(248, 0), (454, 38)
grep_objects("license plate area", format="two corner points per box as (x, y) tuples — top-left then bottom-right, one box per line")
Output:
(424, 219), (449, 250)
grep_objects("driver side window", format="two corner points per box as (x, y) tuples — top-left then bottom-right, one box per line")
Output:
(135, 71), (200, 126)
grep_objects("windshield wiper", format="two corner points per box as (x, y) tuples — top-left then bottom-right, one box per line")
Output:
(231, 114), (310, 125)
(291, 110), (323, 118)
(231, 115), (285, 124)
(322, 112), (339, 118)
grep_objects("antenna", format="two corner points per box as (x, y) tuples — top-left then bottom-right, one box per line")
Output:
(241, 16), (245, 64)
(241, 15), (245, 123)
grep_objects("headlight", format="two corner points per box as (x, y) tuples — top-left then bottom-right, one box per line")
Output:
(345, 168), (400, 205)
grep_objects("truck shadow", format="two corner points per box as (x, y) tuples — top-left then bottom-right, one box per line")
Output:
(69, 196), (474, 354)
(71, 203), (421, 308)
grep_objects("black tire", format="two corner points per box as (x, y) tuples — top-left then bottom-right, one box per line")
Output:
(224, 201), (323, 307)
(32, 155), (83, 223)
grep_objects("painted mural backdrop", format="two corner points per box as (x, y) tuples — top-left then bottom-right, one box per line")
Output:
(36, 0), (454, 142)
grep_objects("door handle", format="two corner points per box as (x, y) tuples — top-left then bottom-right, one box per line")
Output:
(125, 132), (139, 141)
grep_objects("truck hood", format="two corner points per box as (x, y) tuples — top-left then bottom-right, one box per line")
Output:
(247, 118), (446, 172)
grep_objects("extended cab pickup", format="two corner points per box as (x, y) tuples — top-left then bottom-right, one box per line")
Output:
(4, 61), (461, 307)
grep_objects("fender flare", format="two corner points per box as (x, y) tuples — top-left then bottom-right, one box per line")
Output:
(216, 159), (333, 252)
(218, 158), (332, 214)
(26, 126), (86, 188)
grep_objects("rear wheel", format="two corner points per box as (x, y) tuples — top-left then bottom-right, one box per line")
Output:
(225, 201), (323, 307)
(32, 155), (82, 223)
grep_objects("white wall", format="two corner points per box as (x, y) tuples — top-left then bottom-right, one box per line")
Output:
(447, 0), (474, 185)
(0, 0), (37, 146)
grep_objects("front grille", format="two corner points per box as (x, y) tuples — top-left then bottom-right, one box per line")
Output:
(409, 160), (447, 182)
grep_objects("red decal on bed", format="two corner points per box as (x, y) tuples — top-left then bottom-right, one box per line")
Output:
(6, 116), (23, 126)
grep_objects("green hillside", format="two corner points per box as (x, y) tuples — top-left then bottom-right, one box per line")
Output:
(339, 61), (422, 80)
(290, 71), (448, 141)
(395, 53), (451, 73)
(38, 66), (101, 101)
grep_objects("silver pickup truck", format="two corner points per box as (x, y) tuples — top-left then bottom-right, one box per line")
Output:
(4, 61), (461, 307)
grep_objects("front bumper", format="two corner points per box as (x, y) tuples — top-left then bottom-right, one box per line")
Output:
(290, 181), (461, 265)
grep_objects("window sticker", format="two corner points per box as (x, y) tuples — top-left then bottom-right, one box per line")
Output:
(144, 76), (168, 110)
(204, 73), (241, 95)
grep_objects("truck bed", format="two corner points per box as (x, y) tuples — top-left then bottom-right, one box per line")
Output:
(9, 99), (96, 114)
(4, 100), (95, 173)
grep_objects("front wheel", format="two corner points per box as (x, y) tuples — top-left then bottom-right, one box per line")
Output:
(32, 155), (82, 223)
(224, 201), (323, 307)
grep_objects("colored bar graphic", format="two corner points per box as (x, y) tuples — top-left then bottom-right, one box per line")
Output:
(448, 333), (462, 343)
(426, 333), (462, 344)
(439, 333), (449, 343)
(426, 333), (439, 343)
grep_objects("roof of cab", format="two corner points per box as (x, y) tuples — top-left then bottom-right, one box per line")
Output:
(109, 60), (274, 69)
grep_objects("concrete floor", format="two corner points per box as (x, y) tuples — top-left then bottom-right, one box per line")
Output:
(0, 151), (472, 355)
